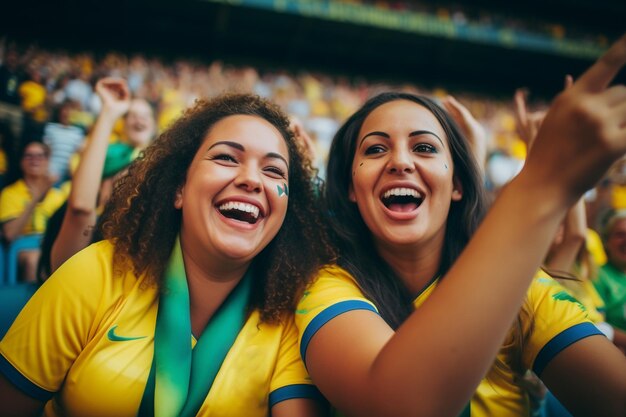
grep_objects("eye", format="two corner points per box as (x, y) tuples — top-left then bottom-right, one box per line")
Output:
(364, 144), (386, 155)
(264, 166), (287, 179)
(413, 143), (437, 153)
(210, 153), (237, 163)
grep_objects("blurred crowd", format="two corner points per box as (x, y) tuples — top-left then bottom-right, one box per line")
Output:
(0, 37), (624, 281)
(355, 0), (612, 45)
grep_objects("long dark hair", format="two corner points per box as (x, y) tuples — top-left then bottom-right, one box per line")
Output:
(324, 92), (488, 329)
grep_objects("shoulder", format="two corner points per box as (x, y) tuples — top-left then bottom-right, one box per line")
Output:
(524, 271), (602, 374)
(1, 180), (25, 196)
(51, 240), (116, 285)
(527, 271), (589, 315)
(295, 264), (379, 352)
(299, 264), (375, 310)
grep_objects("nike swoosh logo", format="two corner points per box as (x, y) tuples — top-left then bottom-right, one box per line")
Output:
(107, 325), (147, 342)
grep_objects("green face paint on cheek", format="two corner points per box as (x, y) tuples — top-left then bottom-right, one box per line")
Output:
(277, 183), (289, 197)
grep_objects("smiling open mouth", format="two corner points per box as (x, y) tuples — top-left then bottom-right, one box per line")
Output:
(381, 188), (423, 212)
(218, 202), (261, 224)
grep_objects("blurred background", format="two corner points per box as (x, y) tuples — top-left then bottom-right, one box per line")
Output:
(0, 0), (625, 211)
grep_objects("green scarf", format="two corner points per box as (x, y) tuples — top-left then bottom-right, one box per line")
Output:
(138, 238), (252, 417)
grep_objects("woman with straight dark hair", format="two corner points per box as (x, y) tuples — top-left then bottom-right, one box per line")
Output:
(295, 36), (626, 417)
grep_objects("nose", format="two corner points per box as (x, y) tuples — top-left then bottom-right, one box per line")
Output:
(234, 164), (262, 192)
(387, 148), (414, 174)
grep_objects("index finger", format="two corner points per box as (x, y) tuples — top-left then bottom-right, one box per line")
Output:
(576, 33), (626, 92)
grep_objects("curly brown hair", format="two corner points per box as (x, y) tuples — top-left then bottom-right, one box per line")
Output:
(100, 93), (335, 323)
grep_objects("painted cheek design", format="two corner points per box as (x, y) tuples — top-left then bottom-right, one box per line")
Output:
(277, 183), (289, 197)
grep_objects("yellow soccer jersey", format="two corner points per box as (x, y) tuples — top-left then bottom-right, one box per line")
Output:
(0, 179), (66, 235)
(296, 266), (602, 417)
(558, 278), (606, 324)
(0, 241), (320, 417)
(471, 273), (602, 417)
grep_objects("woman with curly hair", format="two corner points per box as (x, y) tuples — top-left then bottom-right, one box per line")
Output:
(295, 36), (626, 417)
(0, 84), (334, 417)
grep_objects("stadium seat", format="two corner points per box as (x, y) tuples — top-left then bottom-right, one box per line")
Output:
(4, 234), (43, 286)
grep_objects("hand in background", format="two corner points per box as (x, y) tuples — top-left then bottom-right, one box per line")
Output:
(95, 77), (131, 120)
(441, 95), (488, 169)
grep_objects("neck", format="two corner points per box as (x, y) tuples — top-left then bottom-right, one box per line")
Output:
(180, 239), (250, 337)
(375, 239), (443, 295)
(23, 175), (46, 186)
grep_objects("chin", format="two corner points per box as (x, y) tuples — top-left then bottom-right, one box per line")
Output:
(218, 244), (262, 262)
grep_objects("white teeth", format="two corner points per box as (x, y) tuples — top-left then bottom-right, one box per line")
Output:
(382, 187), (420, 199)
(218, 202), (260, 218)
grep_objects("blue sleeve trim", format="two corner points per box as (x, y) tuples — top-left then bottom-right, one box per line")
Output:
(300, 300), (378, 363)
(0, 353), (55, 401)
(269, 384), (326, 407)
(533, 322), (604, 376)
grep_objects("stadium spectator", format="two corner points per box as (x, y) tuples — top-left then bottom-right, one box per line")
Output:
(17, 66), (47, 143)
(42, 99), (85, 182)
(594, 210), (626, 334)
(0, 141), (66, 282)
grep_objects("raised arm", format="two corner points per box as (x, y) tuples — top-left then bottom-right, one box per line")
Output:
(305, 35), (626, 417)
(516, 78), (588, 273)
(546, 197), (588, 272)
(442, 95), (488, 172)
(50, 78), (130, 271)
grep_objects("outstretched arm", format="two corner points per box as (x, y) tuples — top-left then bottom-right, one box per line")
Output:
(305, 35), (626, 417)
(50, 78), (130, 271)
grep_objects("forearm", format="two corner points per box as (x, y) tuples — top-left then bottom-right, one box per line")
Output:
(547, 198), (587, 273)
(368, 174), (571, 417)
(613, 327), (626, 353)
(2, 200), (39, 242)
(68, 111), (117, 213)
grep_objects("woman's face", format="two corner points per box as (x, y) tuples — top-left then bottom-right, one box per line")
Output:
(349, 100), (462, 251)
(606, 218), (626, 270)
(125, 99), (155, 147)
(176, 114), (290, 266)
(21, 142), (49, 178)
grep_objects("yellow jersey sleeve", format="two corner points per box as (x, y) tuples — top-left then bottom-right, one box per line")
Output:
(525, 272), (604, 376)
(268, 316), (325, 407)
(295, 265), (378, 365)
(0, 241), (113, 400)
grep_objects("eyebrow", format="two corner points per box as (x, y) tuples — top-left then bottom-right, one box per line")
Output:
(208, 140), (289, 167)
(359, 130), (444, 148)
